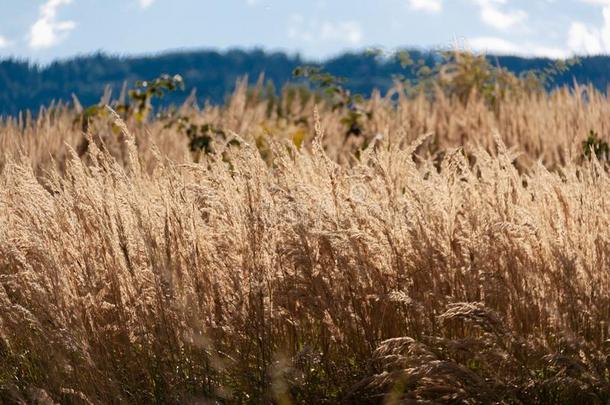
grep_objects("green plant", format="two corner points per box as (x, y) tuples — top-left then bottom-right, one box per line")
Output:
(76, 74), (185, 132)
(128, 74), (185, 123)
(186, 123), (230, 155)
(293, 66), (371, 139)
(520, 57), (581, 90)
(387, 48), (580, 108)
(582, 130), (609, 161)
(164, 114), (240, 161)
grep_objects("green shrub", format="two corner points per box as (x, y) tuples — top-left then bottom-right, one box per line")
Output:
(582, 130), (609, 161)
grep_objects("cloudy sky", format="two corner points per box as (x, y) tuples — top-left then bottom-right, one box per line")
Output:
(0, 0), (608, 63)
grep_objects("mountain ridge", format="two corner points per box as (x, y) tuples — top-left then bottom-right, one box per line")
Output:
(1, 49), (608, 116)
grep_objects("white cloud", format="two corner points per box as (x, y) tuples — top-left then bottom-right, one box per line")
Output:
(567, 5), (610, 54)
(469, 36), (568, 58)
(0, 36), (12, 49)
(469, 36), (520, 54)
(472, 0), (527, 30)
(580, 0), (610, 5)
(568, 22), (603, 54)
(28, 0), (76, 49)
(138, 0), (155, 8)
(320, 21), (363, 45)
(408, 0), (442, 13)
(288, 15), (363, 46)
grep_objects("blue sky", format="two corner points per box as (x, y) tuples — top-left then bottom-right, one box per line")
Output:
(0, 0), (608, 63)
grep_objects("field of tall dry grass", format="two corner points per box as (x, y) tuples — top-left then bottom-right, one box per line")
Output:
(0, 75), (609, 403)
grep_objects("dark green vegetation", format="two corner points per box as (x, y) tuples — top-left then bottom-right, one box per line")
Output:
(76, 51), (605, 164)
(583, 130), (610, 161)
(1, 48), (609, 116)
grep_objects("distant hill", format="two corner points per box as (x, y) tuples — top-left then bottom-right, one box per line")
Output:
(1, 49), (609, 116)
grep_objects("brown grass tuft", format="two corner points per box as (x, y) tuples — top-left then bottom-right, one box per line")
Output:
(0, 81), (609, 403)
